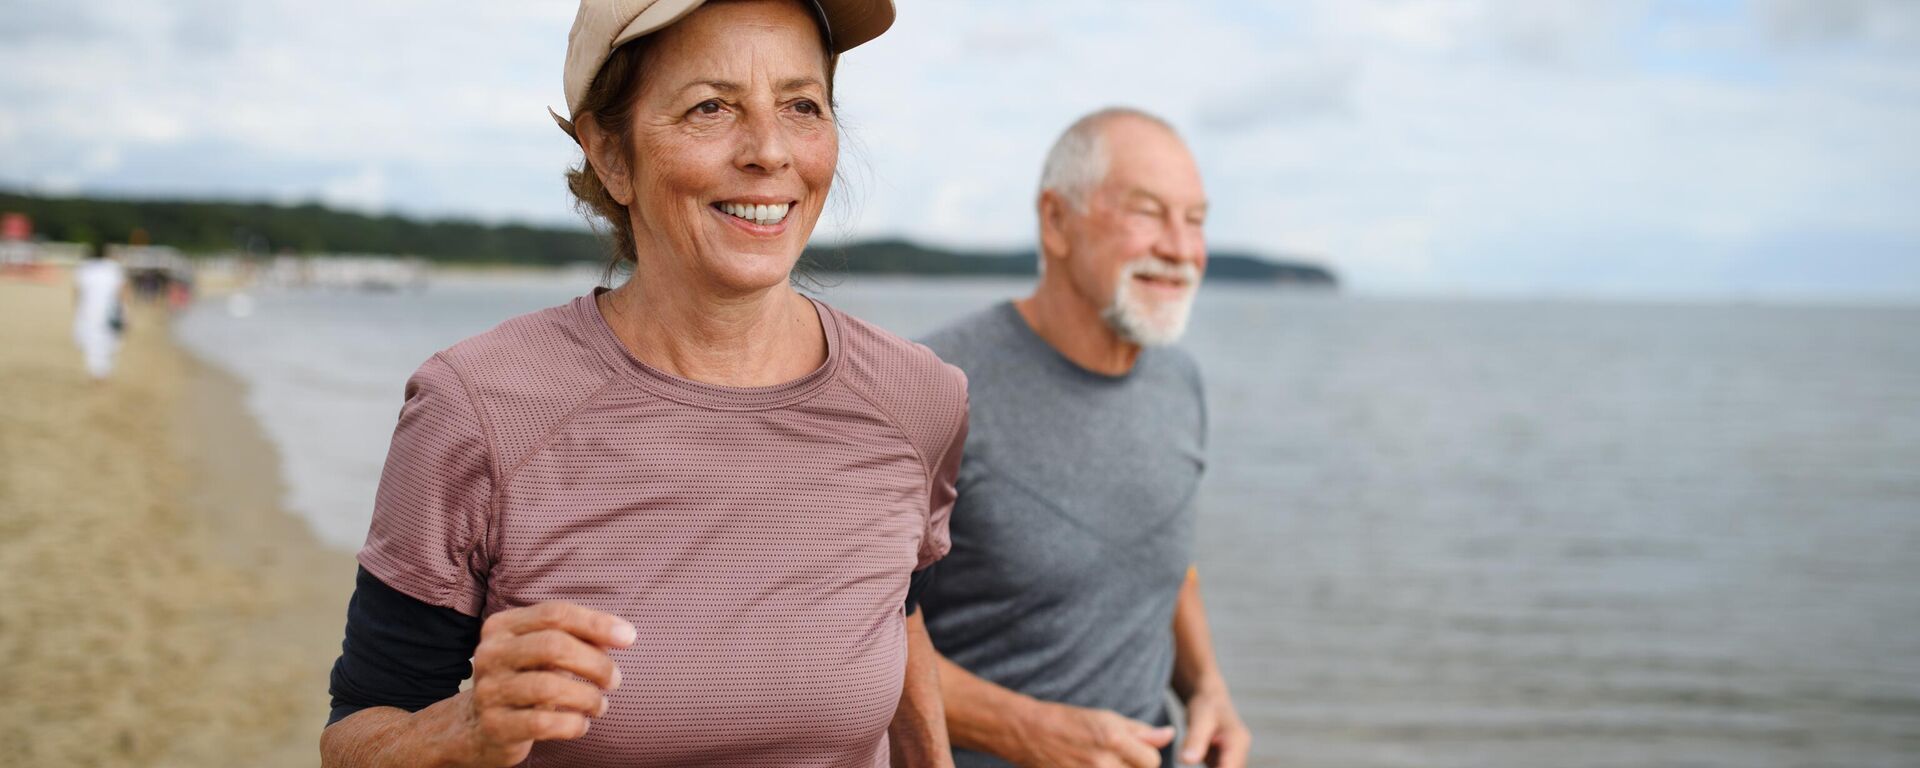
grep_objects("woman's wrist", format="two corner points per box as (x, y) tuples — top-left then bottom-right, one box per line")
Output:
(408, 691), (486, 768)
(322, 696), (479, 768)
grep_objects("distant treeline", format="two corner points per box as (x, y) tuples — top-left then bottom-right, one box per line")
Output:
(1, 191), (605, 265)
(804, 238), (1337, 284)
(1, 191), (1337, 286)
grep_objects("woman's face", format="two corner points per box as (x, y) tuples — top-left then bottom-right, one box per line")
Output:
(600, 0), (836, 296)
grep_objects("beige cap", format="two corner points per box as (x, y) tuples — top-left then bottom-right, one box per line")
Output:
(552, 0), (895, 139)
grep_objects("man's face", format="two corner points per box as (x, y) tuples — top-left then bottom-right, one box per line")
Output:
(1057, 118), (1209, 346)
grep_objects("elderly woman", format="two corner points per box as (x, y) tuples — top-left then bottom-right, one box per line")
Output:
(319, 1), (966, 766)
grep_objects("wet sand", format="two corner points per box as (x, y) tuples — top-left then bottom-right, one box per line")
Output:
(0, 277), (352, 767)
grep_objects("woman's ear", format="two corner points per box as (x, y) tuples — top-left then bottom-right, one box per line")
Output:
(578, 115), (636, 207)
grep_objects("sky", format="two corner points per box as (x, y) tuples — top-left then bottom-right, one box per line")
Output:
(2, 0), (1918, 299)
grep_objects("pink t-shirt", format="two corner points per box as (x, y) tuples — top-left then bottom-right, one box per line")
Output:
(358, 290), (967, 767)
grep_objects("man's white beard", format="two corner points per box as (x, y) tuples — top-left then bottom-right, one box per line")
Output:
(1101, 257), (1201, 347)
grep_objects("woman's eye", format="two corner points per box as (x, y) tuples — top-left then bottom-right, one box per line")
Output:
(694, 100), (723, 115)
(794, 100), (820, 116)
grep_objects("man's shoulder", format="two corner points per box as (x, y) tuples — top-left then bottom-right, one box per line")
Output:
(1153, 344), (1204, 388)
(918, 302), (1017, 373)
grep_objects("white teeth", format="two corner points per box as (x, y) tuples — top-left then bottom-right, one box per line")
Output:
(718, 201), (790, 226)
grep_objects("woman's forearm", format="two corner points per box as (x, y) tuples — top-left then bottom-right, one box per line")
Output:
(889, 611), (953, 767)
(320, 693), (474, 768)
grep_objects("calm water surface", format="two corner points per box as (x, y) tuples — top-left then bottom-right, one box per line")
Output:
(177, 274), (1920, 767)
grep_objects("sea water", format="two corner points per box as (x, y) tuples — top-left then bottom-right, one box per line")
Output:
(176, 273), (1920, 767)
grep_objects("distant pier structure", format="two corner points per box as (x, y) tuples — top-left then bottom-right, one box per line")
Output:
(254, 254), (430, 292)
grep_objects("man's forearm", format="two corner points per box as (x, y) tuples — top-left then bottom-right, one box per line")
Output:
(934, 647), (1042, 758)
(890, 611), (954, 767)
(1171, 565), (1227, 698)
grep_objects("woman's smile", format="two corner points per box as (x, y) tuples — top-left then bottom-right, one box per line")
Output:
(709, 197), (798, 235)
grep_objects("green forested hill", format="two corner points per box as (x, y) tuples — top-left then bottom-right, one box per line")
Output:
(0, 191), (1337, 285)
(1, 192), (603, 265)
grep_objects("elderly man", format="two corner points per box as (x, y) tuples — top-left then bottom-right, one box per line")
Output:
(918, 108), (1250, 768)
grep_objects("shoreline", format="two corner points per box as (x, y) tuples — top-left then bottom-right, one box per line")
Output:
(0, 277), (351, 767)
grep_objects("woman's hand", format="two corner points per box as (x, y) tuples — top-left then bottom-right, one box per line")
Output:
(460, 602), (636, 766)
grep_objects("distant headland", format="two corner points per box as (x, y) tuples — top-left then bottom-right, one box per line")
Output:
(0, 191), (1337, 287)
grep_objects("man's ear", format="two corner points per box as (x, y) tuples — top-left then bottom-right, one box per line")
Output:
(1037, 189), (1073, 266)
(578, 115), (635, 206)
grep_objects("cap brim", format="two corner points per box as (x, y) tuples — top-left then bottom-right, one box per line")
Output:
(612, 0), (706, 49)
(550, 106), (579, 142)
(614, 0), (893, 54)
(814, 0), (894, 53)
(558, 0), (896, 141)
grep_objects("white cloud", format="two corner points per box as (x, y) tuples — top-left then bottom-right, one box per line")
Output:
(0, 0), (576, 219)
(1763, 0), (1920, 49)
(1, 0), (1916, 298)
(321, 165), (389, 214)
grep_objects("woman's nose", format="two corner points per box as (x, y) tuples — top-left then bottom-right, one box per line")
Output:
(735, 110), (793, 174)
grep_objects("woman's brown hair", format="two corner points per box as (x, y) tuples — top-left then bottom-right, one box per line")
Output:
(564, 38), (654, 277)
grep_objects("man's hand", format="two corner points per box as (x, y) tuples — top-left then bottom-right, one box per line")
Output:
(1178, 683), (1249, 768)
(1010, 700), (1175, 768)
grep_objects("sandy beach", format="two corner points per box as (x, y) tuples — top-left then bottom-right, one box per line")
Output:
(0, 275), (352, 767)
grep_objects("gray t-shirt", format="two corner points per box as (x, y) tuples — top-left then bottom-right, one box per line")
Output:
(920, 302), (1206, 767)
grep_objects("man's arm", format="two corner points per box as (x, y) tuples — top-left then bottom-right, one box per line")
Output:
(890, 610), (952, 767)
(936, 647), (1171, 768)
(1170, 566), (1250, 767)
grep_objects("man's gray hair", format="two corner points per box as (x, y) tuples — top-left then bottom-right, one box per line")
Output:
(1038, 107), (1179, 210)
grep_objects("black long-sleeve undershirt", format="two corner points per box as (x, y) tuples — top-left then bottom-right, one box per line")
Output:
(327, 566), (932, 726)
(327, 567), (481, 725)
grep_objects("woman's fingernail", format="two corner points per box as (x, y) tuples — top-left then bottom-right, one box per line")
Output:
(614, 622), (637, 646)
(610, 666), (622, 689)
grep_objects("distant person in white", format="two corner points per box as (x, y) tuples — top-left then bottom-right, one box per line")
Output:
(71, 245), (129, 379)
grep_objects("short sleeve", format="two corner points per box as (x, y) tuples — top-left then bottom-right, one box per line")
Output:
(357, 354), (494, 617)
(918, 370), (968, 570)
